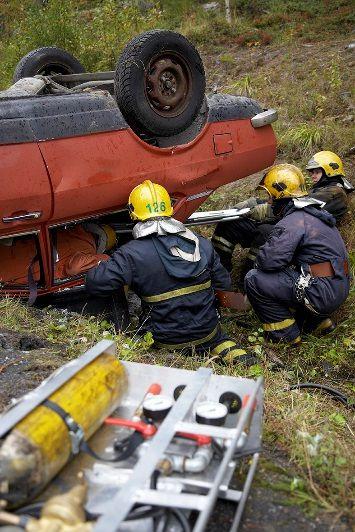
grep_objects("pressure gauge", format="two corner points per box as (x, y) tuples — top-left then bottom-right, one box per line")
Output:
(142, 395), (174, 421)
(195, 401), (228, 426)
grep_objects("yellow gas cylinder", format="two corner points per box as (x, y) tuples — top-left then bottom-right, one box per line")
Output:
(0, 351), (127, 507)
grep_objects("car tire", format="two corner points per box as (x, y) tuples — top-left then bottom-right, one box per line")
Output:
(13, 47), (85, 82)
(115, 30), (206, 137)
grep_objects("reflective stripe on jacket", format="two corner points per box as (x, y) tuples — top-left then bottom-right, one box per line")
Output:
(85, 234), (231, 344)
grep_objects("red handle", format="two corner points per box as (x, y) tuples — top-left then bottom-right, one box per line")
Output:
(146, 383), (162, 396)
(105, 418), (211, 445)
(105, 417), (157, 438)
(176, 432), (211, 446)
(242, 395), (257, 410)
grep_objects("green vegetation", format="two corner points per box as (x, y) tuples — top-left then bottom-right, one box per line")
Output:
(0, 0), (161, 84)
(0, 0), (354, 524)
(3, 1), (353, 160)
(1, 286), (354, 517)
(1, 1), (354, 88)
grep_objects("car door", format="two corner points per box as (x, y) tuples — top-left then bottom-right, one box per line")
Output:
(0, 143), (52, 235)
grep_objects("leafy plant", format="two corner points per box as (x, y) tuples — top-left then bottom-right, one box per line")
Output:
(0, 0), (162, 88)
(326, 59), (342, 91)
(279, 123), (322, 157)
(226, 74), (253, 96)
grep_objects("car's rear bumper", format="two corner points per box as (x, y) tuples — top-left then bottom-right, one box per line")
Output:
(251, 109), (278, 128)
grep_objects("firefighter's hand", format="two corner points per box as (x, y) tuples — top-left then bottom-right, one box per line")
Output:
(233, 197), (260, 211)
(248, 202), (274, 222)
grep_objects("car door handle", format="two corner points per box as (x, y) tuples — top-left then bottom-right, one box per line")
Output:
(2, 211), (42, 223)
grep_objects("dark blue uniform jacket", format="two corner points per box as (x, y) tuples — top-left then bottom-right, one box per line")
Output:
(256, 204), (350, 314)
(86, 233), (231, 343)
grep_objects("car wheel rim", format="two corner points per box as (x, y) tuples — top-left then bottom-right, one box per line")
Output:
(37, 63), (74, 76)
(145, 52), (192, 117)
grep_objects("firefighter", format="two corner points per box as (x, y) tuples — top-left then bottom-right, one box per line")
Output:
(305, 150), (353, 221)
(0, 223), (115, 286)
(244, 164), (350, 344)
(54, 223), (116, 279)
(211, 196), (276, 273)
(86, 180), (256, 365)
(212, 151), (352, 273)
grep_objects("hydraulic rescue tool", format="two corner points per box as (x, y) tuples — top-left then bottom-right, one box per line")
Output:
(0, 340), (264, 531)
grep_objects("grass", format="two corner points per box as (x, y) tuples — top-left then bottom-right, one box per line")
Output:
(1, 1), (354, 89)
(0, 0), (354, 523)
(0, 277), (354, 518)
(203, 39), (354, 161)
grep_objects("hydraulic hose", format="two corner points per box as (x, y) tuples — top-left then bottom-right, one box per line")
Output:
(288, 382), (354, 409)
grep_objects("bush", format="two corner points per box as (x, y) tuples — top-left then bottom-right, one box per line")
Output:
(279, 123), (323, 157)
(1, 0), (162, 88)
(235, 29), (272, 46)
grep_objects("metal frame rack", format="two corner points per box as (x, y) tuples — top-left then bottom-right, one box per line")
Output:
(0, 341), (263, 532)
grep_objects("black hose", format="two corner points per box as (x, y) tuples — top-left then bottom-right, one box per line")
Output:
(212, 439), (224, 458)
(15, 501), (190, 531)
(81, 430), (144, 462)
(160, 509), (171, 532)
(150, 469), (160, 490)
(125, 505), (165, 521)
(124, 504), (191, 531)
(169, 508), (192, 532)
(288, 382), (354, 409)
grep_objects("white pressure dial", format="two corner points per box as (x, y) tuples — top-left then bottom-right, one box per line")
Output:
(143, 395), (174, 421)
(195, 401), (228, 426)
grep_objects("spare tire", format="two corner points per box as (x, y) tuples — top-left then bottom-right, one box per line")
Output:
(13, 47), (85, 82)
(115, 30), (206, 137)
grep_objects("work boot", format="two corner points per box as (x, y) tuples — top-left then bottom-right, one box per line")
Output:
(264, 334), (301, 347)
(313, 318), (336, 336)
(289, 335), (302, 346)
(221, 349), (258, 367)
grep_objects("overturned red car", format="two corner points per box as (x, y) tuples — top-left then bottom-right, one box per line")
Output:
(0, 30), (277, 302)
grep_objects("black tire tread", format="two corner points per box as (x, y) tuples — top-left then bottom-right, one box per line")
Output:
(115, 30), (205, 136)
(13, 46), (85, 82)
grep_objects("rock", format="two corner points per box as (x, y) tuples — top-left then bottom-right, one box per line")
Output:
(342, 115), (353, 123)
(0, 334), (10, 349)
(203, 2), (219, 11)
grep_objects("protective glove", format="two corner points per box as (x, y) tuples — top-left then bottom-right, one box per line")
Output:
(248, 202), (276, 222)
(233, 197), (260, 211)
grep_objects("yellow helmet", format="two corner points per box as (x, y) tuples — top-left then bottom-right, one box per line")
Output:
(128, 180), (173, 221)
(100, 224), (117, 250)
(257, 164), (308, 200)
(305, 151), (344, 178)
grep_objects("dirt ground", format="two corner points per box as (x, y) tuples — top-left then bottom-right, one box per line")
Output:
(0, 326), (352, 531)
(0, 327), (67, 411)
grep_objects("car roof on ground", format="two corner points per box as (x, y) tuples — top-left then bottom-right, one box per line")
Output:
(0, 90), (262, 145)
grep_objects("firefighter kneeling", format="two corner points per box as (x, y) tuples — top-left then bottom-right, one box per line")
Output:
(244, 164), (350, 344)
(86, 180), (256, 365)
